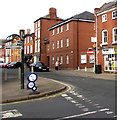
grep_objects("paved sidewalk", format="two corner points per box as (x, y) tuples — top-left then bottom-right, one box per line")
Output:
(52, 69), (116, 80)
(2, 77), (67, 103)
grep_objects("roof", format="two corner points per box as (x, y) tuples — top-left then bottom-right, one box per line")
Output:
(34, 14), (63, 23)
(98, 0), (117, 13)
(48, 11), (94, 30)
(71, 11), (94, 21)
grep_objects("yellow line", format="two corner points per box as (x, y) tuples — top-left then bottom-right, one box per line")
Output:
(1, 79), (72, 106)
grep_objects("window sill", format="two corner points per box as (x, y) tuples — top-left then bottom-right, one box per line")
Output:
(112, 42), (117, 45)
(101, 43), (108, 46)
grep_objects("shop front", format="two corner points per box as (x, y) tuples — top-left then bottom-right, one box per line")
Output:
(102, 46), (117, 72)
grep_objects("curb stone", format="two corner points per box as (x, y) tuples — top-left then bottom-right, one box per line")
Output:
(2, 86), (67, 103)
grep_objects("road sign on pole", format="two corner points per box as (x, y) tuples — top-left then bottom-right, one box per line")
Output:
(87, 48), (94, 55)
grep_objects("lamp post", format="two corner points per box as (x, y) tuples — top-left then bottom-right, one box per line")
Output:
(6, 30), (34, 89)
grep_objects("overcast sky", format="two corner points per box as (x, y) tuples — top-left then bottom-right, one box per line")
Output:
(0, 0), (111, 39)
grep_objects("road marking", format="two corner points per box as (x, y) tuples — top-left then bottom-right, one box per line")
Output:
(61, 94), (68, 97)
(55, 110), (97, 120)
(98, 108), (109, 112)
(1, 109), (22, 119)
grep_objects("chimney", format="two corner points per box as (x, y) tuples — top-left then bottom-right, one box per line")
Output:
(49, 7), (57, 19)
(94, 8), (100, 15)
(27, 29), (31, 34)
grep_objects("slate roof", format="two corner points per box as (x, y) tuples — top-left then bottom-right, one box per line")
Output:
(99, 0), (117, 13)
(48, 11), (94, 30)
(71, 11), (94, 21)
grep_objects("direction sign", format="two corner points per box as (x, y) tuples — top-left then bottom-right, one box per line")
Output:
(87, 48), (94, 55)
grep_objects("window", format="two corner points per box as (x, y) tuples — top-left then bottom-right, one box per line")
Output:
(102, 14), (107, 22)
(66, 23), (69, 31)
(60, 39), (63, 48)
(52, 56), (55, 64)
(52, 41), (55, 49)
(102, 30), (108, 44)
(66, 55), (69, 64)
(27, 46), (29, 54)
(90, 55), (94, 63)
(35, 41), (37, 52)
(57, 40), (59, 48)
(112, 11), (117, 19)
(30, 45), (33, 53)
(113, 27), (117, 44)
(24, 46), (26, 54)
(81, 54), (87, 64)
(52, 30), (55, 35)
(38, 28), (40, 38)
(60, 55), (63, 64)
(37, 40), (40, 52)
(60, 26), (63, 33)
(66, 37), (69, 47)
(57, 27), (59, 34)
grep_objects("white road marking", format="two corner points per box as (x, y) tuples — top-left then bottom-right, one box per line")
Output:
(65, 97), (73, 100)
(1, 109), (22, 119)
(105, 111), (114, 114)
(61, 94), (68, 97)
(55, 110), (97, 120)
(82, 108), (89, 112)
(98, 108), (109, 112)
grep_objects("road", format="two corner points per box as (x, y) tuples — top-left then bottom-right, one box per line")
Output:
(2, 69), (116, 119)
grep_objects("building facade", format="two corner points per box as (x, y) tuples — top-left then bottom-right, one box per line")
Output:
(34, 8), (63, 65)
(94, 0), (117, 73)
(47, 11), (95, 69)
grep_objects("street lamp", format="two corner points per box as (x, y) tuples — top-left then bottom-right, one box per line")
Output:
(6, 30), (34, 89)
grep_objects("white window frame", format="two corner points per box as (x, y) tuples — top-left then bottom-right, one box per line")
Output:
(35, 41), (38, 52)
(52, 56), (55, 64)
(102, 30), (108, 45)
(52, 30), (55, 35)
(66, 23), (69, 31)
(102, 14), (107, 22)
(66, 37), (69, 47)
(112, 10), (117, 19)
(27, 46), (29, 54)
(66, 55), (69, 64)
(60, 55), (63, 64)
(57, 40), (59, 48)
(112, 27), (117, 44)
(60, 39), (63, 48)
(81, 54), (87, 64)
(24, 46), (26, 54)
(90, 55), (94, 63)
(37, 40), (40, 52)
(30, 45), (33, 53)
(57, 27), (59, 34)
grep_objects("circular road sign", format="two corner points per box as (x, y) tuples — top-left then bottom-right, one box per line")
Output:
(27, 73), (38, 82)
(27, 82), (35, 89)
(87, 49), (94, 55)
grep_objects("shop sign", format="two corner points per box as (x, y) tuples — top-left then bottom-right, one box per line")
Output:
(102, 47), (114, 54)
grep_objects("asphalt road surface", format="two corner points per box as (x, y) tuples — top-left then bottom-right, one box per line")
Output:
(2, 69), (116, 119)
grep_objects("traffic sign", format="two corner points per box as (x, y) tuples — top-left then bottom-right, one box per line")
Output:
(87, 48), (94, 55)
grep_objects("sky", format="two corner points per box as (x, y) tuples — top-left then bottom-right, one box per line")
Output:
(0, 0), (111, 39)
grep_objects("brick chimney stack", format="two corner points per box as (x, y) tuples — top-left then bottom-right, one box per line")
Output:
(49, 7), (57, 19)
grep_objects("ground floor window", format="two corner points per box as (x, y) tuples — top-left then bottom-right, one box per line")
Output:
(104, 54), (117, 71)
(81, 54), (87, 64)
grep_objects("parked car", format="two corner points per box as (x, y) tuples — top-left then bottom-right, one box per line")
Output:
(1, 62), (10, 68)
(7, 62), (22, 69)
(29, 62), (49, 72)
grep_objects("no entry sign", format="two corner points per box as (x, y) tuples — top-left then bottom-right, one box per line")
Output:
(87, 49), (94, 55)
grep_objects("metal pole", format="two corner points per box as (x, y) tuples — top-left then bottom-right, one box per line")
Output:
(20, 30), (25, 89)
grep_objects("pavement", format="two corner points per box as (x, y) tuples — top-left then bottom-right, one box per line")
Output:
(2, 68), (116, 104)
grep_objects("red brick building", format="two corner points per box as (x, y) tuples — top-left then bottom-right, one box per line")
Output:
(34, 8), (63, 64)
(94, 0), (117, 73)
(47, 11), (95, 69)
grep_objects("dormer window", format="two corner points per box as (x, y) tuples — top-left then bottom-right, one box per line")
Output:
(102, 14), (107, 22)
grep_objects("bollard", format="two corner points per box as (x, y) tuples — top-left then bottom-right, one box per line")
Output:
(31, 66), (34, 73)
(85, 66), (87, 71)
(77, 66), (80, 71)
